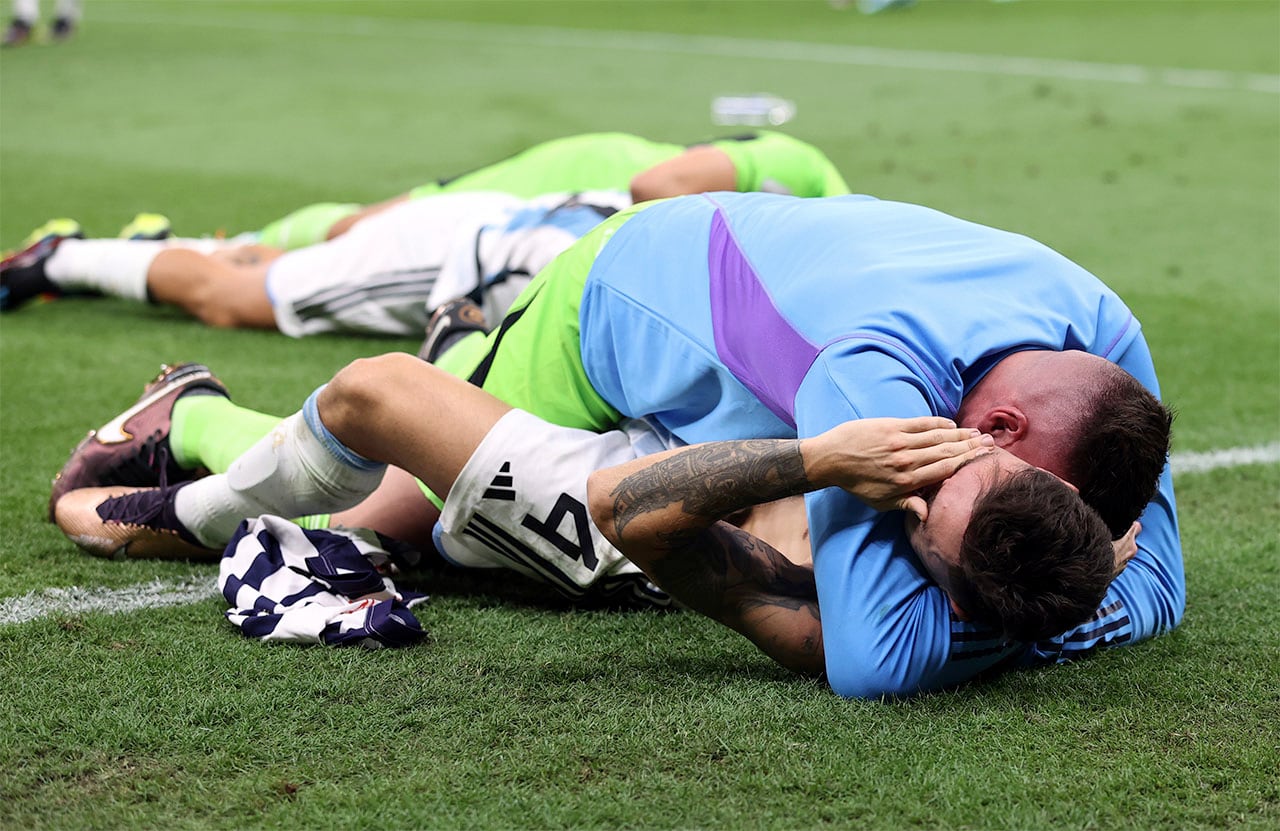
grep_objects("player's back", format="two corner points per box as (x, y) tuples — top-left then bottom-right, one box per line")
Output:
(579, 192), (1139, 444)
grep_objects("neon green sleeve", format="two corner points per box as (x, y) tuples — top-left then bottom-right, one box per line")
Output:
(709, 131), (851, 197)
(257, 202), (361, 250)
(410, 133), (684, 200)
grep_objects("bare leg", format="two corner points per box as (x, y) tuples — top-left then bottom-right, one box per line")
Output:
(146, 247), (281, 329)
(330, 465), (441, 551)
(317, 352), (512, 498)
(210, 244), (284, 269)
(319, 353), (819, 565)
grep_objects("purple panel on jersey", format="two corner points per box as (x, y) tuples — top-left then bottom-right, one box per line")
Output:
(708, 208), (819, 428)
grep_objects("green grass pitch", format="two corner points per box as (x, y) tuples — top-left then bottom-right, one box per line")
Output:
(1, 1), (1277, 828)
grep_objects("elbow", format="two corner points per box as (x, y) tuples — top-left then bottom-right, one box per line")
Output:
(826, 667), (923, 701)
(629, 171), (676, 203)
(585, 470), (621, 548)
(1141, 553), (1187, 636)
(1136, 579), (1185, 644)
(823, 649), (926, 701)
(628, 175), (656, 204)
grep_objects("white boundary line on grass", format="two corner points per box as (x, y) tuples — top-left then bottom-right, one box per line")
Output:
(89, 10), (1280, 95)
(0, 577), (218, 627)
(3, 442), (1277, 628)
(1169, 441), (1280, 475)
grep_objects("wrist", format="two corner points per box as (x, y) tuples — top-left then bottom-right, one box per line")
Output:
(797, 435), (835, 491)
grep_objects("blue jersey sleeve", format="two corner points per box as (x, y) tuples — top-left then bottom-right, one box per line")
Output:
(1020, 462), (1183, 664)
(1022, 334), (1185, 663)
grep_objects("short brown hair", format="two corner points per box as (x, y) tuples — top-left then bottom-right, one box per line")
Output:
(1066, 368), (1174, 537)
(950, 468), (1115, 642)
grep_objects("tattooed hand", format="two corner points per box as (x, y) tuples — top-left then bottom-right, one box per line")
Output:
(801, 417), (994, 520)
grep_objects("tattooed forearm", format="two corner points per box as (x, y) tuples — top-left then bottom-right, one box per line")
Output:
(610, 439), (809, 540)
(647, 523), (816, 617)
(595, 439), (824, 675)
(645, 522), (824, 676)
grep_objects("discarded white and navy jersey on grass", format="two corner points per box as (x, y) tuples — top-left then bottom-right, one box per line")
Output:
(219, 515), (428, 648)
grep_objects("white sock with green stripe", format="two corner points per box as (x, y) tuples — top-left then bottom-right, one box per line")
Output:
(174, 388), (385, 547)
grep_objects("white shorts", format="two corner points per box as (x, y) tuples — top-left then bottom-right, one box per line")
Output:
(437, 410), (681, 608)
(267, 191), (525, 337)
(266, 190), (630, 338)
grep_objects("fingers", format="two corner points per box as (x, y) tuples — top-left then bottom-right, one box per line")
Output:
(930, 432), (995, 460)
(886, 435), (993, 498)
(874, 423), (995, 491)
(896, 422), (991, 454)
(817, 418), (996, 510)
(895, 416), (959, 433)
(1112, 521), (1142, 575)
(908, 447), (988, 485)
(910, 432), (995, 472)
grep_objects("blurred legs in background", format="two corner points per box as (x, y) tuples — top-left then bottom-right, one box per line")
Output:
(4, 0), (81, 46)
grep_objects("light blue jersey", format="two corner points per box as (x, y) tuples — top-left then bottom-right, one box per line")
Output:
(577, 192), (1183, 698)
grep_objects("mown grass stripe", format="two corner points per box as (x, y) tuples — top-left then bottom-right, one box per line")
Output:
(88, 10), (1280, 95)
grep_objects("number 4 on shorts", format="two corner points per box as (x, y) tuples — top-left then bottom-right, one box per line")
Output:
(520, 493), (599, 570)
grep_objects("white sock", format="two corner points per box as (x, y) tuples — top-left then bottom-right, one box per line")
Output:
(174, 389), (386, 547)
(54, 0), (82, 21)
(45, 237), (244, 301)
(13, 0), (38, 23)
(45, 239), (161, 301)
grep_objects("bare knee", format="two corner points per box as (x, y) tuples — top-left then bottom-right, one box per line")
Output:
(321, 353), (422, 438)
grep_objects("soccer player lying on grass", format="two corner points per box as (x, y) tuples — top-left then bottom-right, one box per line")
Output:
(54, 358), (1122, 682)
(48, 190), (1184, 697)
(251, 130), (851, 250)
(0, 130), (848, 333)
(0, 190), (629, 339)
(317, 190), (1183, 697)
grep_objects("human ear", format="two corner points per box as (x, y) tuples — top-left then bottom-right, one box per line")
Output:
(975, 407), (1028, 448)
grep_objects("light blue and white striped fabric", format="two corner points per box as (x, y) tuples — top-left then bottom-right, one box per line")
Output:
(219, 515), (428, 648)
